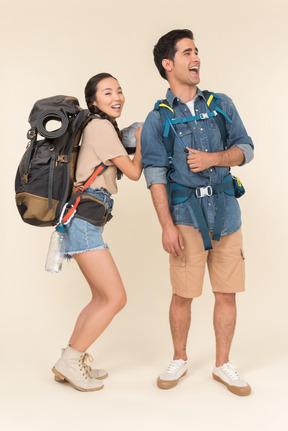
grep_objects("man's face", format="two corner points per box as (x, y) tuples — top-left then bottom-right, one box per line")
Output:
(165, 38), (201, 87)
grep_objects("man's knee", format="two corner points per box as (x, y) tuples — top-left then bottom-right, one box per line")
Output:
(214, 292), (236, 305)
(172, 293), (193, 306)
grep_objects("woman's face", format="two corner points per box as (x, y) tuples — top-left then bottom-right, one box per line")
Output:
(92, 77), (125, 119)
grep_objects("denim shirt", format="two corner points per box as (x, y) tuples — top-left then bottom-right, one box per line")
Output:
(141, 88), (254, 235)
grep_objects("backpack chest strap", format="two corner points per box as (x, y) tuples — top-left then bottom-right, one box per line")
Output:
(163, 110), (218, 137)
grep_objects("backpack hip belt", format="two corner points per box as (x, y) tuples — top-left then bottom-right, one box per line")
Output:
(168, 174), (242, 251)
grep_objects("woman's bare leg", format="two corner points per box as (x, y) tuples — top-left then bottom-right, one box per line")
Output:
(68, 248), (127, 352)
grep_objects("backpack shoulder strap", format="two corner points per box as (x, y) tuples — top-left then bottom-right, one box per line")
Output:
(202, 90), (232, 143)
(154, 99), (175, 159)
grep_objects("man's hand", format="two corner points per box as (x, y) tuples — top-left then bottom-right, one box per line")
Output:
(149, 183), (184, 257)
(186, 146), (245, 172)
(162, 223), (184, 257)
(186, 148), (216, 172)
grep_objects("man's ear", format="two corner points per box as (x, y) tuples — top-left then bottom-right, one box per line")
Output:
(162, 58), (173, 73)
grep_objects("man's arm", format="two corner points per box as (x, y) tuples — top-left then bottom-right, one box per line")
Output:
(150, 184), (184, 257)
(186, 146), (244, 173)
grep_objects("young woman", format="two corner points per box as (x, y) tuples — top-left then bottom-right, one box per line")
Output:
(52, 73), (142, 391)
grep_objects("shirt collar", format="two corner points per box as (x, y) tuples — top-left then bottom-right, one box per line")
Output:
(165, 87), (206, 107)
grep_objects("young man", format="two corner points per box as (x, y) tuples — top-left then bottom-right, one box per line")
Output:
(141, 29), (254, 396)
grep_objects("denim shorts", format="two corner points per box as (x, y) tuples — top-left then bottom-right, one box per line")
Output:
(65, 188), (113, 259)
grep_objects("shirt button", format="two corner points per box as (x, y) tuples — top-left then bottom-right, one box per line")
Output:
(195, 109), (198, 112)
(179, 132), (183, 135)
(210, 169), (213, 172)
(200, 128), (204, 131)
(205, 149), (208, 152)
(208, 203), (211, 206)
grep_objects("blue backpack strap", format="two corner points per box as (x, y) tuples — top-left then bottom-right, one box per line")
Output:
(155, 99), (213, 250)
(203, 90), (232, 144)
(155, 99), (176, 204)
(155, 99), (175, 156)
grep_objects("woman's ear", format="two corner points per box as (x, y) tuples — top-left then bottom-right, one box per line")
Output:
(91, 101), (97, 107)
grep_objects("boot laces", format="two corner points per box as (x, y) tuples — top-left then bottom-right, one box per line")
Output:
(79, 353), (94, 378)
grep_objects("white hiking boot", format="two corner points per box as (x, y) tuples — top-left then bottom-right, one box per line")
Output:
(52, 346), (104, 391)
(212, 361), (251, 396)
(54, 347), (108, 382)
(157, 359), (188, 389)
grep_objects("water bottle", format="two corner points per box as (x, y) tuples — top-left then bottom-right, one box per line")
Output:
(45, 223), (67, 273)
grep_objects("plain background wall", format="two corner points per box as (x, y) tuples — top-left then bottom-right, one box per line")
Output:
(1, 0), (287, 430)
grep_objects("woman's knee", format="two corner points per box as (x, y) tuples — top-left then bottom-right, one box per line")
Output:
(100, 290), (127, 313)
(114, 290), (127, 312)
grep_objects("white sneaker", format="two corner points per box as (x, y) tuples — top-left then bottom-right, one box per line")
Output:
(52, 346), (104, 392)
(212, 362), (251, 396)
(157, 359), (188, 389)
(54, 348), (108, 382)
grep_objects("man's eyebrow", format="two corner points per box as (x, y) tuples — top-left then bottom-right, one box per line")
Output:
(182, 47), (199, 54)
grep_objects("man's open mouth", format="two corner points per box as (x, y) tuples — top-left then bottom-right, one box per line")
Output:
(189, 66), (199, 74)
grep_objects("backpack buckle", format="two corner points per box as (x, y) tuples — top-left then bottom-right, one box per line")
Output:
(195, 185), (213, 198)
(27, 128), (36, 140)
(57, 155), (68, 163)
(199, 113), (209, 120)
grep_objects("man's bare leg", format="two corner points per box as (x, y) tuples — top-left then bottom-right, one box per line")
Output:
(169, 293), (193, 361)
(213, 292), (236, 366)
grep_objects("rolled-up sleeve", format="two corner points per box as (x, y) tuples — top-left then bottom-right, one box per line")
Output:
(236, 143), (254, 165)
(144, 166), (167, 188)
(141, 110), (170, 188)
(219, 94), (254, 166)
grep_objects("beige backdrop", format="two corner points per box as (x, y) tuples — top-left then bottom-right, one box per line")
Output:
(1, 0), (287, 430)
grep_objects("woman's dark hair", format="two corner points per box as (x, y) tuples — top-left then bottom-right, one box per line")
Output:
(153, 29), (194, 80)
(85, 73), (122, 142)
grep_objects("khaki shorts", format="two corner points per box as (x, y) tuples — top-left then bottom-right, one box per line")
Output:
(169, 225), (245, 298)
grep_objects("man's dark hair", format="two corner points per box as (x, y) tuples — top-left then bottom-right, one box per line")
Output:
(153, 29), (194, 80)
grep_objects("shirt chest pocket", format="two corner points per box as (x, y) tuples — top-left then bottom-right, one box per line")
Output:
(206, 117), (223, 150)
(175, 122), (193, 138)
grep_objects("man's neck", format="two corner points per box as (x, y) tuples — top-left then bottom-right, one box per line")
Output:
(169, 83), (198, 104)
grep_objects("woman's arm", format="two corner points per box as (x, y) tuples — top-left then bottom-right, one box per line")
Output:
(111, 125), (143, 181)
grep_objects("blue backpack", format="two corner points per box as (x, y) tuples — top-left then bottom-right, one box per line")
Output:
(154, 91), (244, 250)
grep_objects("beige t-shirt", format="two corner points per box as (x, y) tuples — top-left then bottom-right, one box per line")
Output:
(75, 118), (128, 194)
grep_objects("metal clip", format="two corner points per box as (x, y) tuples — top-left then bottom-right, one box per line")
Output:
(199, 113), (209, 120)
(195, 185), (213, 198)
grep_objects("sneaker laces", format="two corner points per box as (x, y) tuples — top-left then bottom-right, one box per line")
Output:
(221, 362), (240, 381)
(166, 360), (185, 374)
